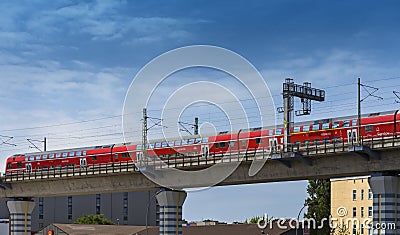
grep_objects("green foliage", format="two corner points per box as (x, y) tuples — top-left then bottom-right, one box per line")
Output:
(74, 214), (114, 225)
(334, 224), (350, 235)
(304, 179), (331, 235)
(243, 215), (273, 224)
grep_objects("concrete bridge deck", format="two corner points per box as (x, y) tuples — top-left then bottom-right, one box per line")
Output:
(1, 135), (400, 198)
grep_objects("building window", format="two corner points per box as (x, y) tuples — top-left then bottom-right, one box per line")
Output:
(360, 207), (364, 218)
(123, 192), (128, 221)
(352, 190), (357, 201)
(96, 194), (101, 214)
(368, 207), (373, 217)
(368, 189), (373, 200)
(38, 197), (44, 220)
(353, 224), (357, 235)
(68, 196), (73, 220)
(361, 189), (364, 200)
(360, 224), (364, 235)
(352, 207), (357, 217)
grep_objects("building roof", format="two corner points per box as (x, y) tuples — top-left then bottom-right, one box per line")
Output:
(51, 224), (157, 235)
(38, 223), (295, 235)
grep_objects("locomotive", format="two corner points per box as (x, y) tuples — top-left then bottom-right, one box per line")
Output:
(5, 110), (400, 174)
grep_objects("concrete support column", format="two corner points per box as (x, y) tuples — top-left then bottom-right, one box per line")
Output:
(7, 199), (35, 235)
(156, 189), (187, 235)
(368, 175), (400, 235)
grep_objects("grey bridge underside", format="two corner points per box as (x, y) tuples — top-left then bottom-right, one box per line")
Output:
(1, 148), (399, 199)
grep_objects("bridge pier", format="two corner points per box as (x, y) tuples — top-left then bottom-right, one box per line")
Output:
(156, 188), (187, 235)
(368, 174), (400, 234)
(7, 198), (35, 235)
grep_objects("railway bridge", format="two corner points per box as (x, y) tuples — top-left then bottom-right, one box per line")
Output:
(1, 135), (400, 235)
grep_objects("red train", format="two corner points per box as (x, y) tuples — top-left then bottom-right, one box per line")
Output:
(5, 111), (400, 174)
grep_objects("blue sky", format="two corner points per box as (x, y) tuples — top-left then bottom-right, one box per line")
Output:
(1, 0), (400, 223)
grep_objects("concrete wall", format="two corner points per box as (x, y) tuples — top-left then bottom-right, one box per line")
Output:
(0, 191), (157, 233)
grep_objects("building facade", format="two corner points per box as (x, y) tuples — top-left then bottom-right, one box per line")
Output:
(331, 177), (373, 235)
(0, 191), (157, 233)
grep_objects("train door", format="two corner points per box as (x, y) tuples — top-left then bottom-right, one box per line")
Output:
(269, 138), (278, 152)
(136, 151), (144, 162)
(347, 129), (358, 144)
(201, 144), (209, 158)
(79, 157), (87, 168)
(25, 163), (32, 173)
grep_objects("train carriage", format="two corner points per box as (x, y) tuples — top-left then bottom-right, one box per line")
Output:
(4, 110), (400, 174)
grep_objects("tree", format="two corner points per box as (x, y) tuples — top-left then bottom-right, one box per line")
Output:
(243, 214), (273, 224)
(74, 214), (114, 225)
(304, 179), (331, 235)
(334, 224), (350, 235)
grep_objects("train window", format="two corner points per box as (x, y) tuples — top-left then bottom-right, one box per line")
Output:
(228, 141), (235, 147)
(149, 143), (154, 149)
(83, 151), (87, 156)
(241, 140), (247, 147)
(268, 130), (274, 136)
(303, 125), (310, 132)
(155, 142), (161, 148)
(275, 129), (282, 135)
(182, 139), (189, 145)
(322, 123), (330, 129)
(62, 153), (68, 158)
(314, 139), (320, 146)
(188, 139), (195, 144)
(17, 162), (22, 167)
(25, 157), (28, 162)
(49, 154), (54, 159)
(35, 155), (40, 161)
(202, 137), (209, 143)
(29, 156), (34, 161)
(42, 154), (48, 160)
(69, 152), (75, 157)
(214, 143), (220, 148)
(137, 145), (142, 150)
(294, 141), (301, 147)
(343, 120), (350, 127)
(76, 151), (82, 156)
(175, 140), (181, 146)
(332, 122), (340, 128)
(159, 154), (164, 159)
(256, 138), (262, 144)
(122, 153), (129, 158)
(332, 137), (340, 143)
(165, 154), (170, 159)
(304, 140), (310, 147)
(365, 125), (373, 133)
(311, 124), (320, 131)
(56, 153), (61, 158)
(195, 138), (202, 143)
(294, 126), (300, 133)
(92, 156), (97, 161)
(168, 141), (175, 147)
(351, 119), (358, 126)
(323, 138), (330, 144)
(162, 142), (167, 148)
(7, 163), (12, 168)
(220, 142), (227, 148)
(114, 154), (119, 160)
